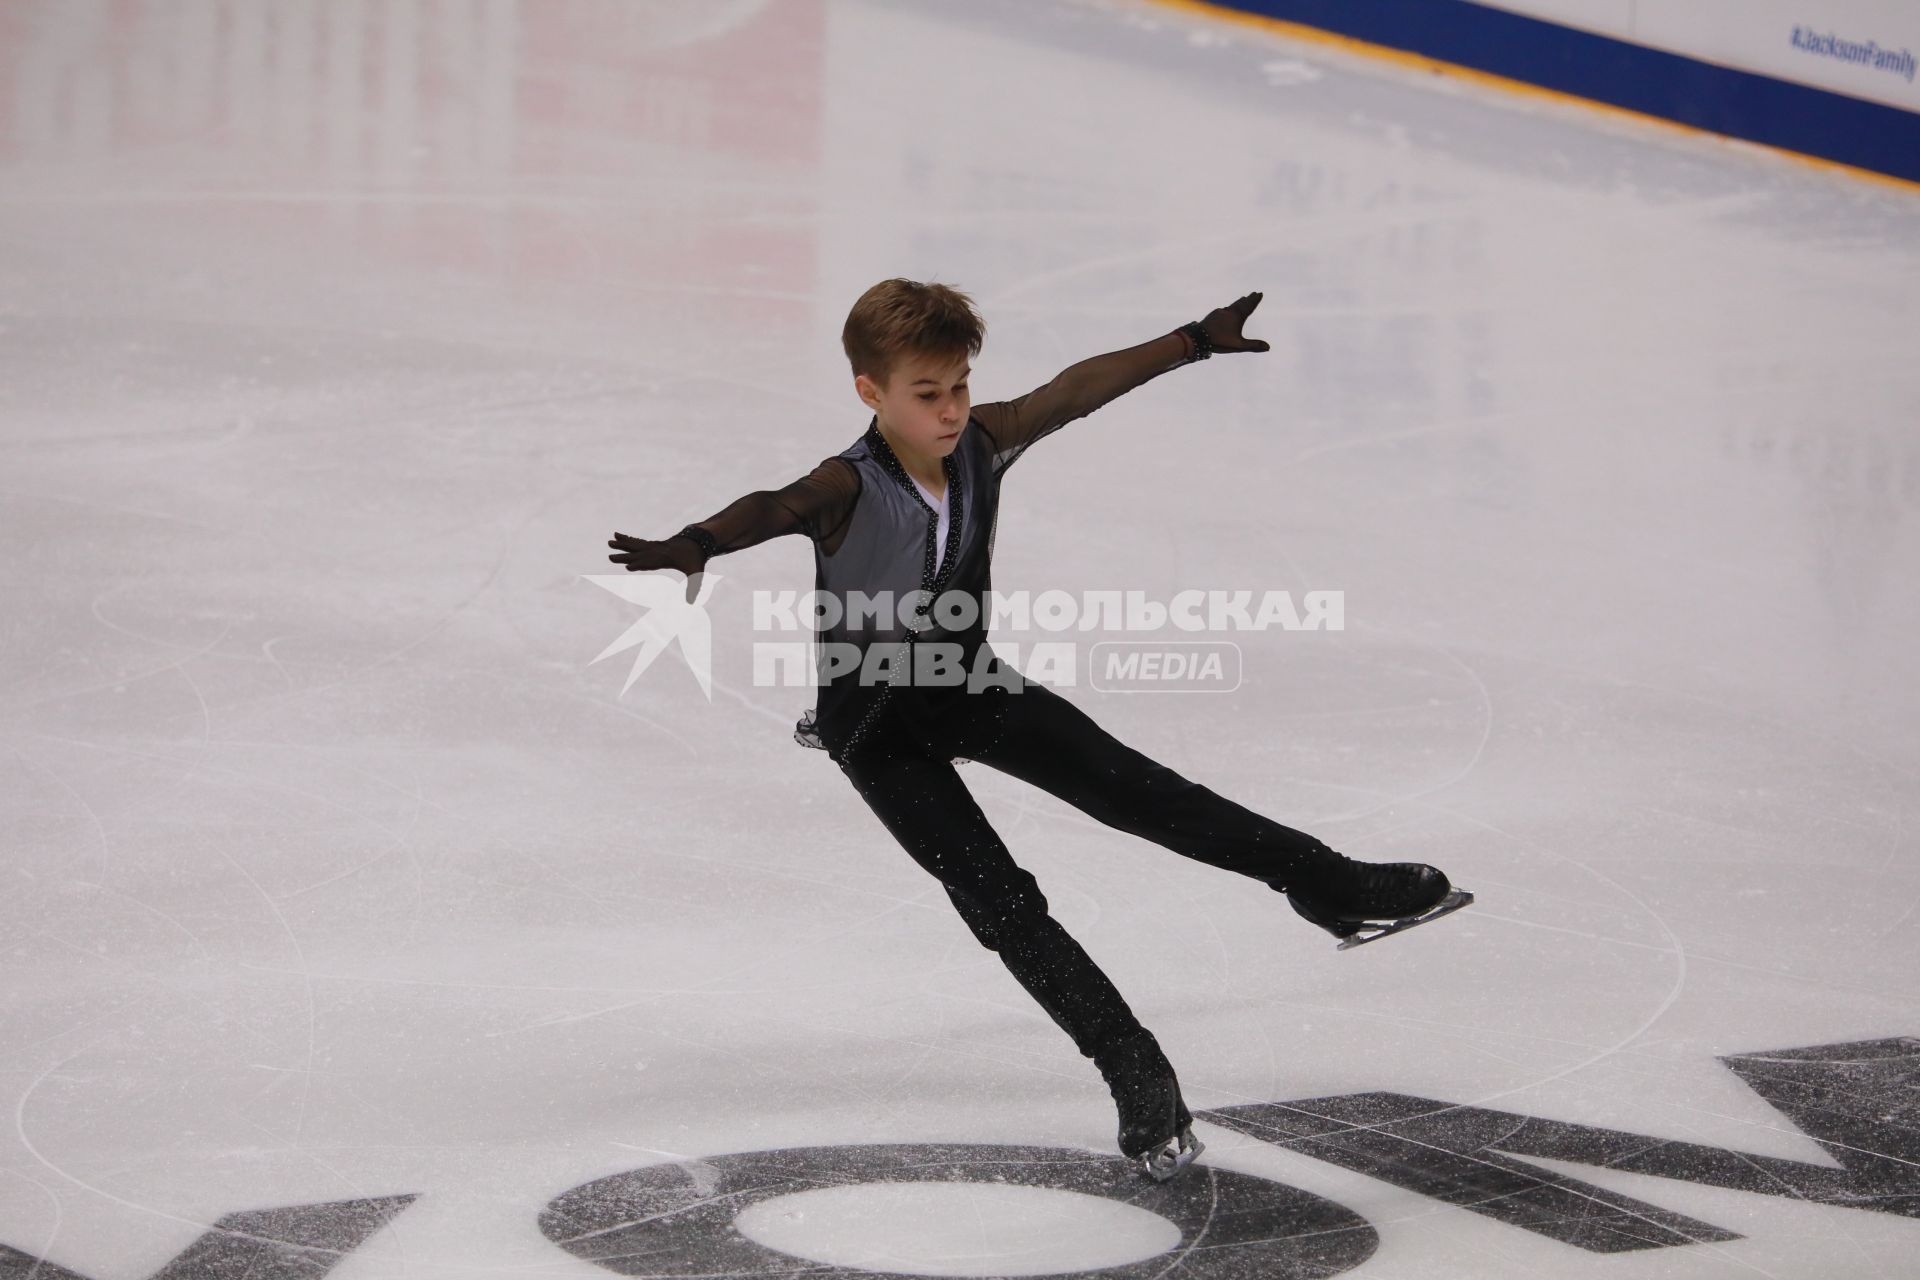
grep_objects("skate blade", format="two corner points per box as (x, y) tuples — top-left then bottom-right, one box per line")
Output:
(1335, 888), (1474, 951)
(1140, 1128), (1204, 1182)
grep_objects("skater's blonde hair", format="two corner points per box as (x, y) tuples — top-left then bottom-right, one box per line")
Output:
(842, 278), (985, 392)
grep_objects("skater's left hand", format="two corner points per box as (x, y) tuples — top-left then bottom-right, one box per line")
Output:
(1200, 292), (1270, 353)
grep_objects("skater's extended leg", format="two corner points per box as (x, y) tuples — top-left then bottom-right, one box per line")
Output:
(958, 679), (1461, 939)
(839, 742), (1142, 1060)
(961, 678), (1336, 890)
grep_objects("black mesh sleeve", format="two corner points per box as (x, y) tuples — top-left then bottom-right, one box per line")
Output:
(971, 329), (1192, 476)
(680, 455), (862, 558)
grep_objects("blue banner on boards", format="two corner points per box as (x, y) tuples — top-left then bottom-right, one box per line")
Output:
(1204, 0), (1920, 186)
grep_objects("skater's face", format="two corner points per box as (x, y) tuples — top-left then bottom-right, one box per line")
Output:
(857, 350), (971, 464)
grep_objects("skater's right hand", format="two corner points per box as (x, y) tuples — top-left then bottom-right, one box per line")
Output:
(607, 532), (707, 604)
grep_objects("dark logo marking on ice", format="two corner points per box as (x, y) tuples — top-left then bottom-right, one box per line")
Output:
(539, 1141), (1378, 1279)
(1201, 1035), (1920, 1252)
(0, 1195), (416, 1279)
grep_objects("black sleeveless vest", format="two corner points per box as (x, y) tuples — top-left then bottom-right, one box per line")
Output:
(794, 415), (1007, 763)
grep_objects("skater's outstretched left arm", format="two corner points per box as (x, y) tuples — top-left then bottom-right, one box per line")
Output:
(972, 292), (1269, 474)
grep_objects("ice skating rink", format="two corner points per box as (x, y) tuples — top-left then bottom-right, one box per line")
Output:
(3, 0), (1917, 1276)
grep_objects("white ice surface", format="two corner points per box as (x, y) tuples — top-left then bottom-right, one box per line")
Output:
(1, 0), (1917, 1276)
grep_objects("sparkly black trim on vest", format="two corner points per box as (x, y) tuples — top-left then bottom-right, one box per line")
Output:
(864, 420), (966, 600)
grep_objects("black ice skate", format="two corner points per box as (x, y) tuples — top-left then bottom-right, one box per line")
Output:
(1288, 857), (1473, 951)
(1094, 1031), (1205, 1182)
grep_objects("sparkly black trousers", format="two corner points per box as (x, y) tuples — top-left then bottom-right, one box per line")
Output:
(836, 661), (1336, 1061)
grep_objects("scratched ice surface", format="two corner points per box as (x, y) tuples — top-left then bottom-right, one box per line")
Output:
(2, 1), (1916, 1277)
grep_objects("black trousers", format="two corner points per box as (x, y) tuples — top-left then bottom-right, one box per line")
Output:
(837, 665), (1334, 1061)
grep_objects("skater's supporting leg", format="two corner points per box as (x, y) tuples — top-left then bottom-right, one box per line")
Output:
(839, 743), (1143, 1060)
(842, 737), (1199, 1173)
(958, 678), (1335, 890)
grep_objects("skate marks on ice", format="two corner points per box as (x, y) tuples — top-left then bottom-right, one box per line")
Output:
(0, 1196), (415, 1280)
(1201, 1036), (1920, 1254)
(9, 1039), (1905, 1277)
(541, 1141), (1377, 1278)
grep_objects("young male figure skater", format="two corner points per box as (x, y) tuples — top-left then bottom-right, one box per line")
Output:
(608, 279), (1469, 1180)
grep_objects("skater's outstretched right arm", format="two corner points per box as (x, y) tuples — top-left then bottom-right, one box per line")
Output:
(607, 457), (861, 603)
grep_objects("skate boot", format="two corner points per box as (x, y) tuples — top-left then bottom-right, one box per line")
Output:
(1287, 854), (1473, 950)
(1093, 1030), (1204, 1182)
